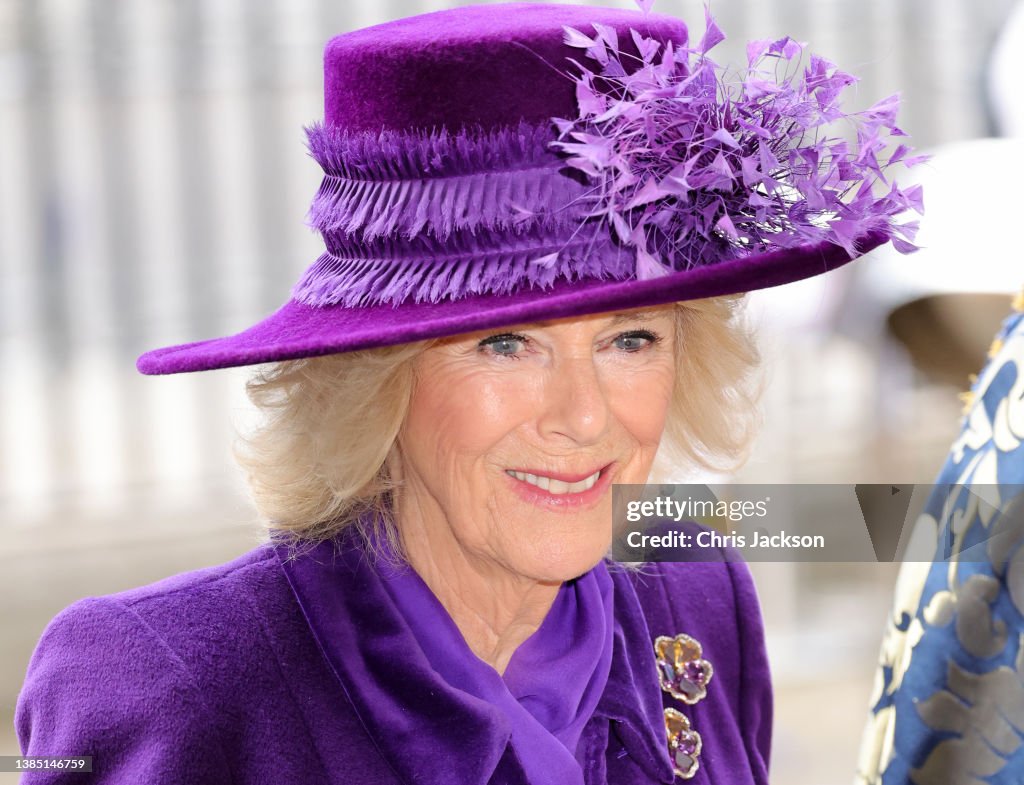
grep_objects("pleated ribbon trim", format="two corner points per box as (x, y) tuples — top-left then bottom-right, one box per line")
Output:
(294, 222), (633, 308)
(297, 120), (604, 306)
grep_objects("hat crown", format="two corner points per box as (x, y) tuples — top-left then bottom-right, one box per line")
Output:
(322, 3), (689, 132)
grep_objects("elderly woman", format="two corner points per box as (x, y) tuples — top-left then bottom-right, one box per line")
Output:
(15, 3), (921, 784)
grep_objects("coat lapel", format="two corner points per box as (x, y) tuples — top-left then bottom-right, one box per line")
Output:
(595, 566), (677, 784)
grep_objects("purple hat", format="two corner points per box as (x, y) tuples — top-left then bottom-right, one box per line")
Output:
(137, 2), (923, 375)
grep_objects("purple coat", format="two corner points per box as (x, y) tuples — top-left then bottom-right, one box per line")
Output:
(15, 532), (772, 784)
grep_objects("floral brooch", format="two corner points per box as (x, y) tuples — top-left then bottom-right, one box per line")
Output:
(664, 708), (703, 780)
(655, 633), (713, 779)
(654, 633), (714, 704)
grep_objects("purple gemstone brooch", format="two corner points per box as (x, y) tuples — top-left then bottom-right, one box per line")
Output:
(664, 708), (703, 780)
(654, 633), (714, 705)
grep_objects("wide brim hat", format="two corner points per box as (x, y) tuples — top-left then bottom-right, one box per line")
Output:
(137, 2), (921, 375)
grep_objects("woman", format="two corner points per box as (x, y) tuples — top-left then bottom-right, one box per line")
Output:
(15, 3), (921, 783)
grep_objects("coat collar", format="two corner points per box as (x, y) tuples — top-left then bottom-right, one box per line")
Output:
(276, 532), (674, 785)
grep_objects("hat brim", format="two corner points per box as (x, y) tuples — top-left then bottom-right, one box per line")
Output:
(136, 232), (886, 375)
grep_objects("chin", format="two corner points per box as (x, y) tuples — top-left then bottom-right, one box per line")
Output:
(519, 528), (612, 583)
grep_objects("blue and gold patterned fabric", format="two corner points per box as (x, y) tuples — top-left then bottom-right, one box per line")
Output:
(858, 295), (1024, 785)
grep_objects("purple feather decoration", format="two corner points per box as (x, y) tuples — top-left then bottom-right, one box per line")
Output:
(551, 6), (927, 280)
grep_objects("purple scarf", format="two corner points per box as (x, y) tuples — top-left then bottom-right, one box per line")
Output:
(377, 545), (615, 785)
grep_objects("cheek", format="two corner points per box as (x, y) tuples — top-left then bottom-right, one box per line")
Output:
(402, 367), (539, 473)
(608, 362), (676, 445)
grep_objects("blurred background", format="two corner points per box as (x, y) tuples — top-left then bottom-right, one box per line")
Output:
(1, 0), (1022, 783)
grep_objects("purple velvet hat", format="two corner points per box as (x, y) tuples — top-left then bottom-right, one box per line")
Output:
(137, 2), (923, 375)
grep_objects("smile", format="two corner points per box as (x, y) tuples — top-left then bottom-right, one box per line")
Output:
(503, 464), (614, 510)
(504, 469), (602, 495)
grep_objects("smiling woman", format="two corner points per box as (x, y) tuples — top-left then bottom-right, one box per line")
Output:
(15, 3), (919, 784)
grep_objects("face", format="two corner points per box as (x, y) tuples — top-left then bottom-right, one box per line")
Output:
(393, 305), (678, 584)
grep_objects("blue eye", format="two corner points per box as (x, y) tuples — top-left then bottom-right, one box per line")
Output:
(614, 330), (660, 352)
(479, 333), (527, 357)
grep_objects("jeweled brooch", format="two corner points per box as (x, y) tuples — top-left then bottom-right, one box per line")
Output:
(654, 633), (714, 705)
(664, 707), (702, 779)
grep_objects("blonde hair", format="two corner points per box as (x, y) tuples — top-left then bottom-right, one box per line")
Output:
(234, 297), (762, 547)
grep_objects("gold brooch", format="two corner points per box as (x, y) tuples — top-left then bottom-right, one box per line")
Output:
(654, 633), (714, 705)
(664, 707), (702, 779)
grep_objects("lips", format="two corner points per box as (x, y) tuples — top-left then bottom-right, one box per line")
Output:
(504, 463), (614, 510)
(505, 469), (601, 494)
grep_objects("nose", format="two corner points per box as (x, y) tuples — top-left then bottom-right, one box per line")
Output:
(536, 355), (610, 445)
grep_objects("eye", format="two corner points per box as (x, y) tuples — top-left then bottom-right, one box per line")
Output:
(613, 329), (661, 352)
(478, 333), (528, 359)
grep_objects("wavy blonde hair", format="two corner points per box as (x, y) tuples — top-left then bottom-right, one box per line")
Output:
(234, 296), (762, 547)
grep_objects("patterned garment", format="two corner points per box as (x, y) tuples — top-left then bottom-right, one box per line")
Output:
(858, 295), (1024, 785)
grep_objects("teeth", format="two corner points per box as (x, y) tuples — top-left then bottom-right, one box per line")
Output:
(506, 468), (602, 494)
(549, 479), (569, 494)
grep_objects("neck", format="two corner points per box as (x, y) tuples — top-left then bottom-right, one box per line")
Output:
(395, 501), (560, 676)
